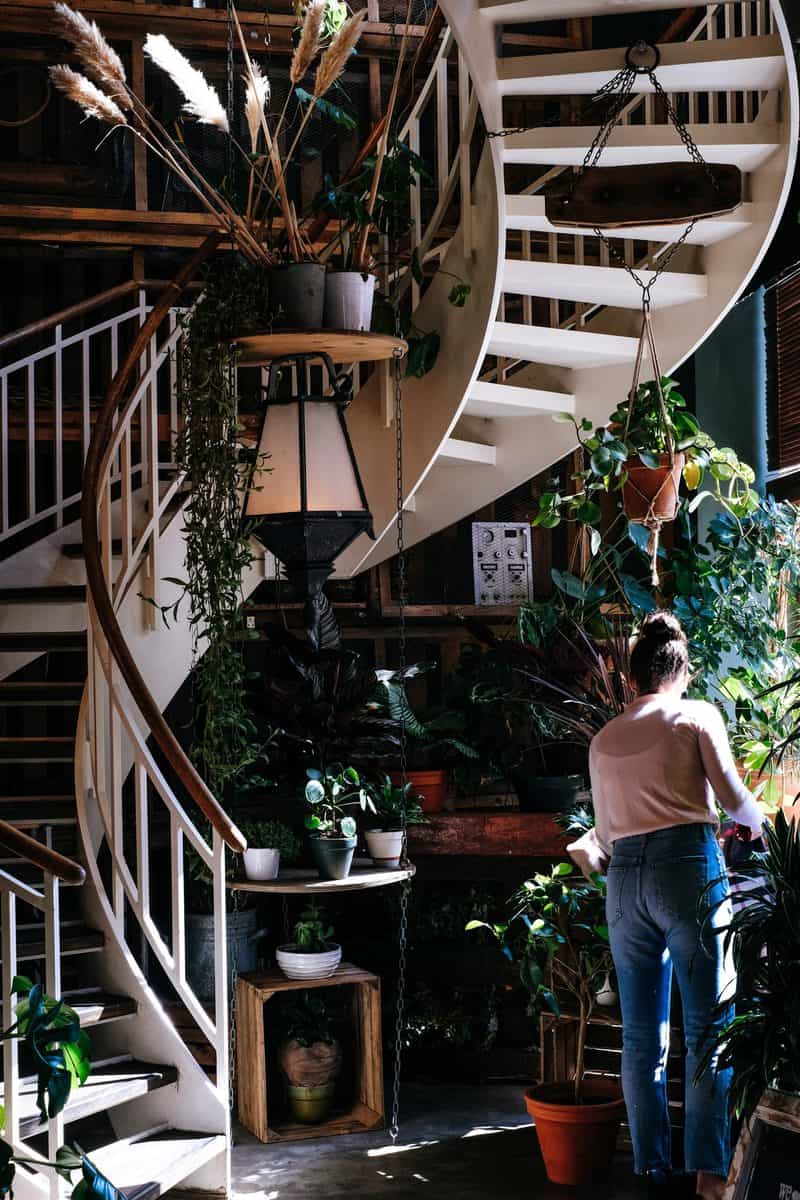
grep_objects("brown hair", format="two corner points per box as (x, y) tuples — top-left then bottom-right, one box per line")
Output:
(630, 611), (689, 694)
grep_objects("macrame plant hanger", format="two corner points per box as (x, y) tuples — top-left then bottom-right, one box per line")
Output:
(550, 39), (733, 590)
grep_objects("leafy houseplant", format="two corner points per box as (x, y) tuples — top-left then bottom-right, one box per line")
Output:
(374, 665), (478, 813)
(718, 670), (800, 814)
(363, 775), (426, 868)
(468, 864), (623, 1186)
(239, 818), (302, 882)
(304, 765), (375, 880)
(697, 810), (800, 1122)
(275, 991), (344, 1125)
(0, 976), (122, 1200)
(276, 903), (342, 981)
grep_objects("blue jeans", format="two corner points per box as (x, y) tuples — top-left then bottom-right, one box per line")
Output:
(606, 823), (735, 1178)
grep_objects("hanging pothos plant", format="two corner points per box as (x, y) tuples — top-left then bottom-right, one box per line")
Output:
(153, 258), (273, 799)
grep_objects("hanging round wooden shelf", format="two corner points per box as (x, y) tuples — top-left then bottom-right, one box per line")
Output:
(227, 859), (416, 895)
(232, 329), (407, 367)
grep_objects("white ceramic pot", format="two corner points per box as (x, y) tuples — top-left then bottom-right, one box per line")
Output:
(596, 973), (619, 1007)
(243, 848), (281, 881)
(276, 942), (342, 980)
(324, 272), (376, 331)
(365, 829), (404, 869)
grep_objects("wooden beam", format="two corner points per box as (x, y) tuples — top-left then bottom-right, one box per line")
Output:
(130, 37), (147, 212)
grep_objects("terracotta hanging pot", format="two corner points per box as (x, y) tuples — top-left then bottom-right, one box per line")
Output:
(622, 452), (685, 524)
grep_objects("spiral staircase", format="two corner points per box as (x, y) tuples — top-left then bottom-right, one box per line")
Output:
(0, 4), (796, 1199)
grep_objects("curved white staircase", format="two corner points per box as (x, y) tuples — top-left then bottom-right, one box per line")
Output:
(337, 0), (799, 575)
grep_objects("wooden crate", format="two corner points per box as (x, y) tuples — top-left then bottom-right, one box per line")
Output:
(236, 963), (384, 1144)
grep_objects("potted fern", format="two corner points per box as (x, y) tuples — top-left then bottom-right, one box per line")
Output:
(469, 863), (623, 1186)
(276, 903), (341, 981)
(374, 666), (478, 813)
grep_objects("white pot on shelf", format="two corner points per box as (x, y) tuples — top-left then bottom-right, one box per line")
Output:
(323, 271), (376, 331)
(243, 848), (281, 881)
(276, 942), (342, 980)
(365, 829), (404, 869)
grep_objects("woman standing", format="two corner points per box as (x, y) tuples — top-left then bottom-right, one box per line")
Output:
(587, 612), (763, 1199)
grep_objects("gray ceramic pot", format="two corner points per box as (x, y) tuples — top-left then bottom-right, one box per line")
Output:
(308, 835), (357, 881)
(270, 263), (326, 329)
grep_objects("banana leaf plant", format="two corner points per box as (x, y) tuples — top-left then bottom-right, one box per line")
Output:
(468, 863), (612, 1105)
(0, 976), (123, 1200)
(696, 809), (800, 1122)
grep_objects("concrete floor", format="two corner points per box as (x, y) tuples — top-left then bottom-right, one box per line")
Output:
(231, 1084), (638, 1199)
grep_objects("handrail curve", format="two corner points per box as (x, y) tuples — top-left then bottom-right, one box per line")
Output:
(0, 820), (85, 886)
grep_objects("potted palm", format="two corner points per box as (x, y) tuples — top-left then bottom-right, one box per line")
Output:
(364, 775), (426, 868)
(468, 863), (623, 1186)
(276, 991), (344, 1124)
(304, 764), (375, 880)
(239, 818), (302, 881)
(276, 902), (342, 980)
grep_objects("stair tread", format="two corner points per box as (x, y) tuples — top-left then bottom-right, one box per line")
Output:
(496, 34), (785, 96)
(0, 682), (83, 704)
(490, 320), (640, 367)
(466, 380), (574, 418)
(18, 1057), (178, 1138)
(0, 989), (135, 1028)
(480, 0), (710, 20)
(503, 195), (755, 246)
(0, 587), (86, 604)
(87, 1128), (225, 1200)
(501, 258), (706, 309)
(3, 927), (104, 963)
(62, 540), (122, 560)
(0, 738), (75, 762)
(0, 632), (86, 652)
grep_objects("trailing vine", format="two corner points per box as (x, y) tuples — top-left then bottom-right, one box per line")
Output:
(166, 257), (273, 799)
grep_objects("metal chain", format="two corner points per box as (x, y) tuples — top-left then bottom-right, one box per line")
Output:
(389, 5), (410, 1147)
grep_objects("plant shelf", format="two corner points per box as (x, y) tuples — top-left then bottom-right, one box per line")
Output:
(227, 859), (415, 895)
(231, 329), (407, 366)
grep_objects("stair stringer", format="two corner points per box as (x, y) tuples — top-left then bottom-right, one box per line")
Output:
(75, 505), (264, 1196)
(337, 0), (798, 571)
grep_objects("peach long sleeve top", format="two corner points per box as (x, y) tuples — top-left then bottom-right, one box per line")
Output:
(588, 693), (764, 854)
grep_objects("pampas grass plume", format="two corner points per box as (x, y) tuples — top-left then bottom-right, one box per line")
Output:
(144, 33), (229, 130)
(52, 3), (131, 107)
(290, 0), (327, 85)
(313, 7), (366, 98)
(243, 61), (269, 152)
(49, 64), (128, 125)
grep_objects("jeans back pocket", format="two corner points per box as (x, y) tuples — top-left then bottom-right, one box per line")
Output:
(653, 854), (708, 922)
(606, 863), (631, 928)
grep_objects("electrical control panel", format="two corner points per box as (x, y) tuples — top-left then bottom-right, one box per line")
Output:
(472, 522), (533, 606)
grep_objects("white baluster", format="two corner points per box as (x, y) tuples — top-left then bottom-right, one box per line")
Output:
(458, 52), (472, 262)
(1, 890), (19, 1145)
(44, 875), (63, 1200)
(171, 817), (186, 984)
(26, 362), (35, 519)
(54, 324), (63, 528)
(211, 830), (229, 1108)
(0, 373), (8, 536)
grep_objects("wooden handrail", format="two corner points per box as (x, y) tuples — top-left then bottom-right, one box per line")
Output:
(0, 820), (85, 885)
(0, 278), (202, 356)
(81, 232), (247, 855)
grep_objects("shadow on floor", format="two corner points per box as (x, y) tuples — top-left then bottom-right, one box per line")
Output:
(232, 1084), (637, 1199)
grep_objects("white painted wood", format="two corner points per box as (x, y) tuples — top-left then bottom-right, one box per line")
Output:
(1, 890), (19, 1143)
(496, 36), (785, 96)
(87, 1130), (226, 1200)
(489, 322), (640, 367)
(500, 124), (781, 171)
(501, 258), (707, 309)
(479, 0), (720, 21)
(503, 195), (755, 245)
(465, 380), (575, 419)
(439, 437), (497, 465)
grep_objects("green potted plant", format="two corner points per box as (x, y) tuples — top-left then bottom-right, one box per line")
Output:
(375, 666), (478, 813)
(239, 818), (302, 881)
(468, 863), (623, 1186)
(304, 764), (375, 880)
(276, 991), (343, 1125)
(697, 810), (800, 1122)
(364, 775), (426, 868)
(276, 902), (341, 980)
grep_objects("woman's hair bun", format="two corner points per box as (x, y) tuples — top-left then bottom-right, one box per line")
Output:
(637, 610), (685, 646)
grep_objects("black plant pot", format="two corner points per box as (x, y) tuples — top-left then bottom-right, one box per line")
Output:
(512, 773), (585, 814)
(309, 835), (357, 881)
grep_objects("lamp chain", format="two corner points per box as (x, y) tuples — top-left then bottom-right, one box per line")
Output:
(389, 3), (410, 1148)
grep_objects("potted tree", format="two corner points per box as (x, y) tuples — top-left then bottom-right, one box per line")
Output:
(276, 991), (344, 1124)
(239, 818), (302, 882)
(303, 764), (375, 880)
(364, 775), (426, 868)
(375, 666), (478, 813)
(468, 863), (623, 1186)
(276, 902), (342, 980)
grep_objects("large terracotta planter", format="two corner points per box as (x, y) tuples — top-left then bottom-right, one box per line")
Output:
(622, 452), (685, 523)
(391, 768), (448, 814)
(525, 1080), (626, 1186)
